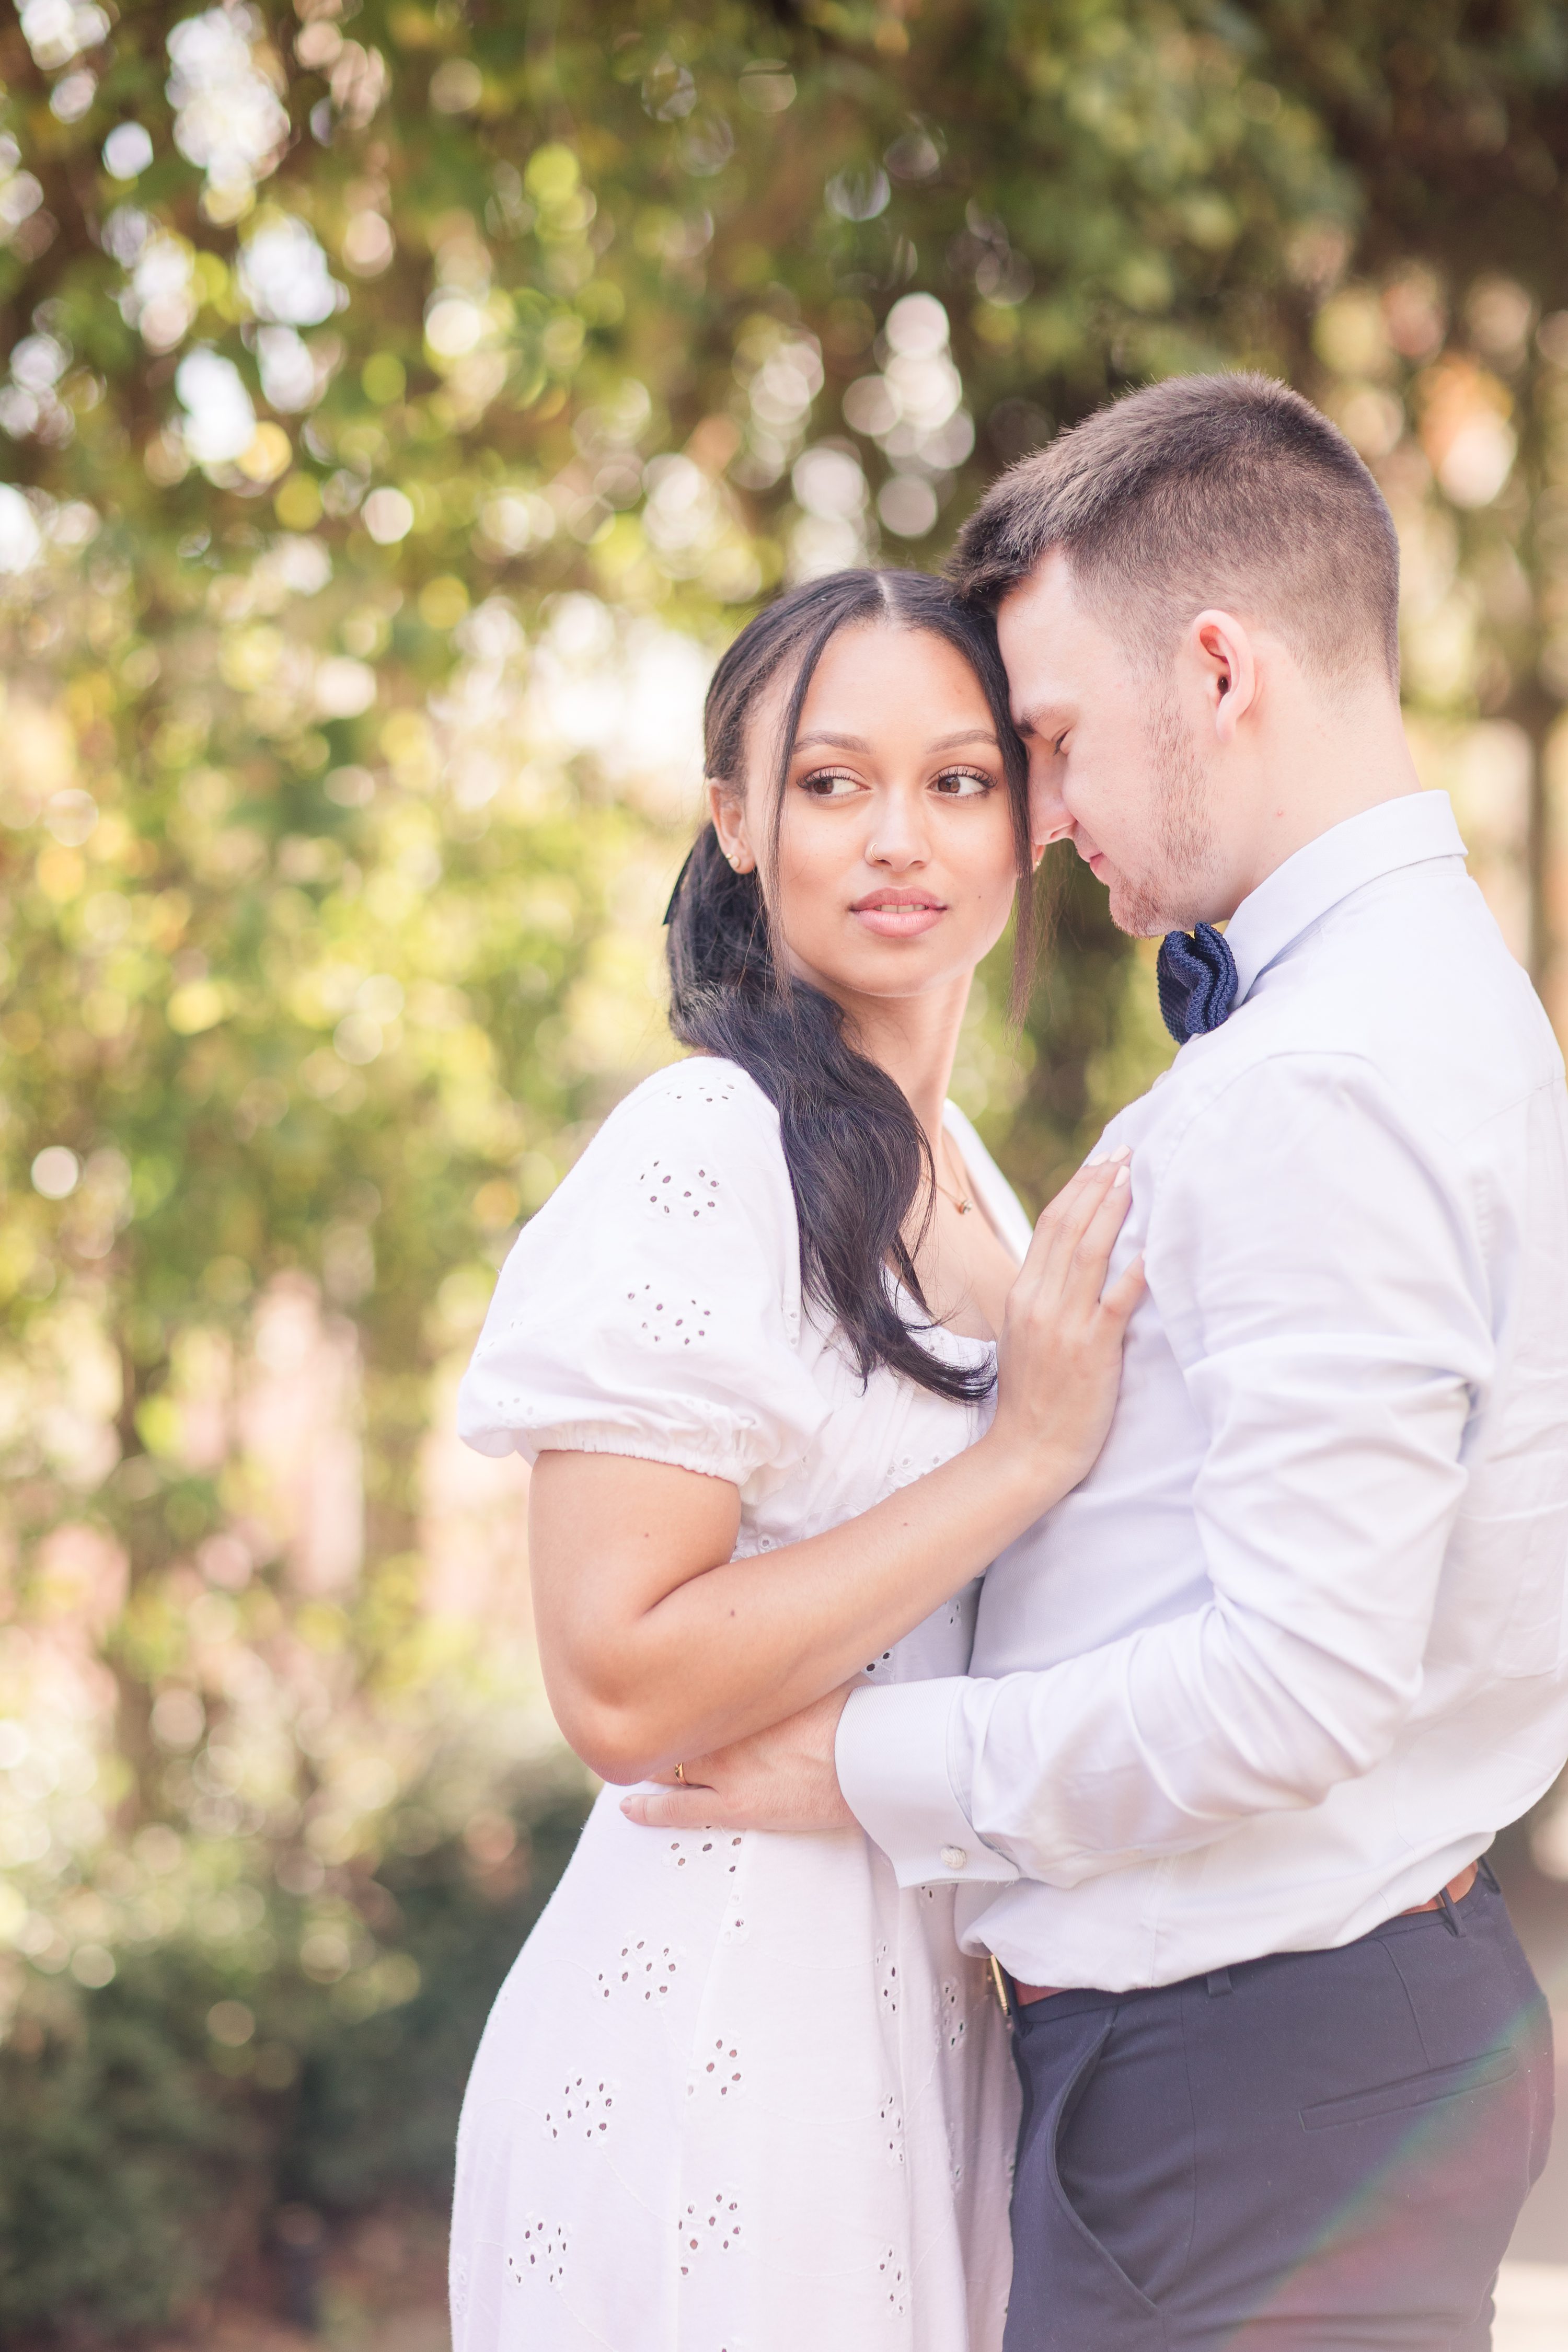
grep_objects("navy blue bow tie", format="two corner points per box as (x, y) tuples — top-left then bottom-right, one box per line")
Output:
(1157, 924), (1238, 1043)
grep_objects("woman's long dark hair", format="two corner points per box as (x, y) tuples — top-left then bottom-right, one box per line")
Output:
(665, 568), (1036, 1403)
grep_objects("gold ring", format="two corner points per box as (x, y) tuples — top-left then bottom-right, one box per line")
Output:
(674, 1761), (686, 1783)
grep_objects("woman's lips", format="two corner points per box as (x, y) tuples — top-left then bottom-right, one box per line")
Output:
(850, 892), (948, 938)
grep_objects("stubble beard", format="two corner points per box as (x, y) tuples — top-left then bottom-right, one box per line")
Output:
(1104, 681), (1217, 938)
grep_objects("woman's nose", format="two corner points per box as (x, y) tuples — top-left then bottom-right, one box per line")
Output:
(865, 791), (929, 868)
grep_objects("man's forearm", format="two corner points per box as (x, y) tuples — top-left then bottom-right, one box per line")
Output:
(840, 1579), (1440, 1892)
(836, 1674), (1019, 1887)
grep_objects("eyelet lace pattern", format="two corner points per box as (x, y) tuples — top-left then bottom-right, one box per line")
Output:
(637, 1155), (724, 1223)
(449, 1065), (1025, 2348)
(509, 2219), (568, 2292)
(676, 2186), (744, 2270)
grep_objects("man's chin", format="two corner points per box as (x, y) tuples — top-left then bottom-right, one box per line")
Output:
(1105, 878), (1173, 940)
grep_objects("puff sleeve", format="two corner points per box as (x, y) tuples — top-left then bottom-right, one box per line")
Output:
(457, 1060), (832, 1501)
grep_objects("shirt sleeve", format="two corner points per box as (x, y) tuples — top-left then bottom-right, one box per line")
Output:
(457, 1064), (831, 1498)
(839, 1050), (1493, 1888)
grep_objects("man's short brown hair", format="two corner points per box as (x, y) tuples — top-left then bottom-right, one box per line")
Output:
(950, 371), (1400, 687)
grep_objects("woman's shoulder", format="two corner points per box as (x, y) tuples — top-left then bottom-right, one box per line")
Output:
(585, 1056), (785, 1187)
(608, 1055), (780, 1139)
(462, 1055), (822, 1472)
(535, 1056), (794, 1247)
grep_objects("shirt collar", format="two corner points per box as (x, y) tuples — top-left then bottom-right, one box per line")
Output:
(1224, 791), (1468, 1007)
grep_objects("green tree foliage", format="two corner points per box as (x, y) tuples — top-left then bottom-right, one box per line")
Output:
(3, 0), (1559, 2330)
(1256, 5), (1568, 1021)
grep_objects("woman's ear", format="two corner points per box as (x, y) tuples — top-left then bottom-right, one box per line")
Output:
(707, 778), (755, 875)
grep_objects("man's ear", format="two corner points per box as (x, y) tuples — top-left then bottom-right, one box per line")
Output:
(1189, 609), (1258, 745)
(706, 778), (756, 874)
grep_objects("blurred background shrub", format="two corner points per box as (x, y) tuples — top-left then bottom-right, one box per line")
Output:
(0, 1762), (590, 2336)
(6, 0), (1568, 2336)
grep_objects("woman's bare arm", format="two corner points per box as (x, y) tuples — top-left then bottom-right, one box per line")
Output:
(531, 1154), (1141, 1782)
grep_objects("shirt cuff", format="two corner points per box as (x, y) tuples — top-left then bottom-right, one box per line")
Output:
(836, 1678), (1020, 1890)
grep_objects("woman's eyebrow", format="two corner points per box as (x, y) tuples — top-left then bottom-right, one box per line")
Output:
(792, 727), (1000, 753)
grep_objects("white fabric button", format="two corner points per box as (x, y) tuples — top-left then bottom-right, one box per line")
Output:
(939, 1844), (967, 1872)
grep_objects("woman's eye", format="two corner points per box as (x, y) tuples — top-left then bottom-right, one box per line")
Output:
(798, 767), (863, 799)
(932, 768), (994, 798)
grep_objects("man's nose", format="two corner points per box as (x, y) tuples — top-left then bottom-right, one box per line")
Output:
(1028, 753), (1073, 849)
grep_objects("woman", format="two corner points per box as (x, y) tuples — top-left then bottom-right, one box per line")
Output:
(449, 570), (1142, 2349)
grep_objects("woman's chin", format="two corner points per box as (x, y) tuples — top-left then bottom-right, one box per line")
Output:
(804, 941), (985, 1005)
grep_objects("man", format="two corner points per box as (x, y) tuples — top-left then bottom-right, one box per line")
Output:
(631, 373), (1568, 2347)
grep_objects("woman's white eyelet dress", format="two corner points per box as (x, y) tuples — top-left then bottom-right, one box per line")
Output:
(449, 1058), (1032, 2351)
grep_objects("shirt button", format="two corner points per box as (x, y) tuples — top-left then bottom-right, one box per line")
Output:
(940, 1844), (968, 1872)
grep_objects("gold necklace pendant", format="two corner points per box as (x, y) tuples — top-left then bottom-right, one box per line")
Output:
(935, 1139), (974, 1216)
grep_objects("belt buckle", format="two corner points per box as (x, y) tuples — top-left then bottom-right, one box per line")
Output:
(988, 1952), (1016, 2027)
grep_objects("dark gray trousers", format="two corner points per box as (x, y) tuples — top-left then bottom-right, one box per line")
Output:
(1005, 1865), (1553, 2350)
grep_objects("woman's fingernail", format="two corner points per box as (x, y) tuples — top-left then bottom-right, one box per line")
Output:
(1109, 1144), (1132, 1162)
(1086, 1150), (1108, 1166)
(1113, 1164), (1131, 1188)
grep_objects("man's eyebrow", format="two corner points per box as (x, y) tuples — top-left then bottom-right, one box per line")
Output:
(1012, 704), (1070, 740)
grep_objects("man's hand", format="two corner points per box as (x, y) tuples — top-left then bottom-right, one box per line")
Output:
(619, 1685), (857, 1834)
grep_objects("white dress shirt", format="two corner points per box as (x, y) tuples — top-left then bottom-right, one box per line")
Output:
(837, 791), (1568, 1992)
